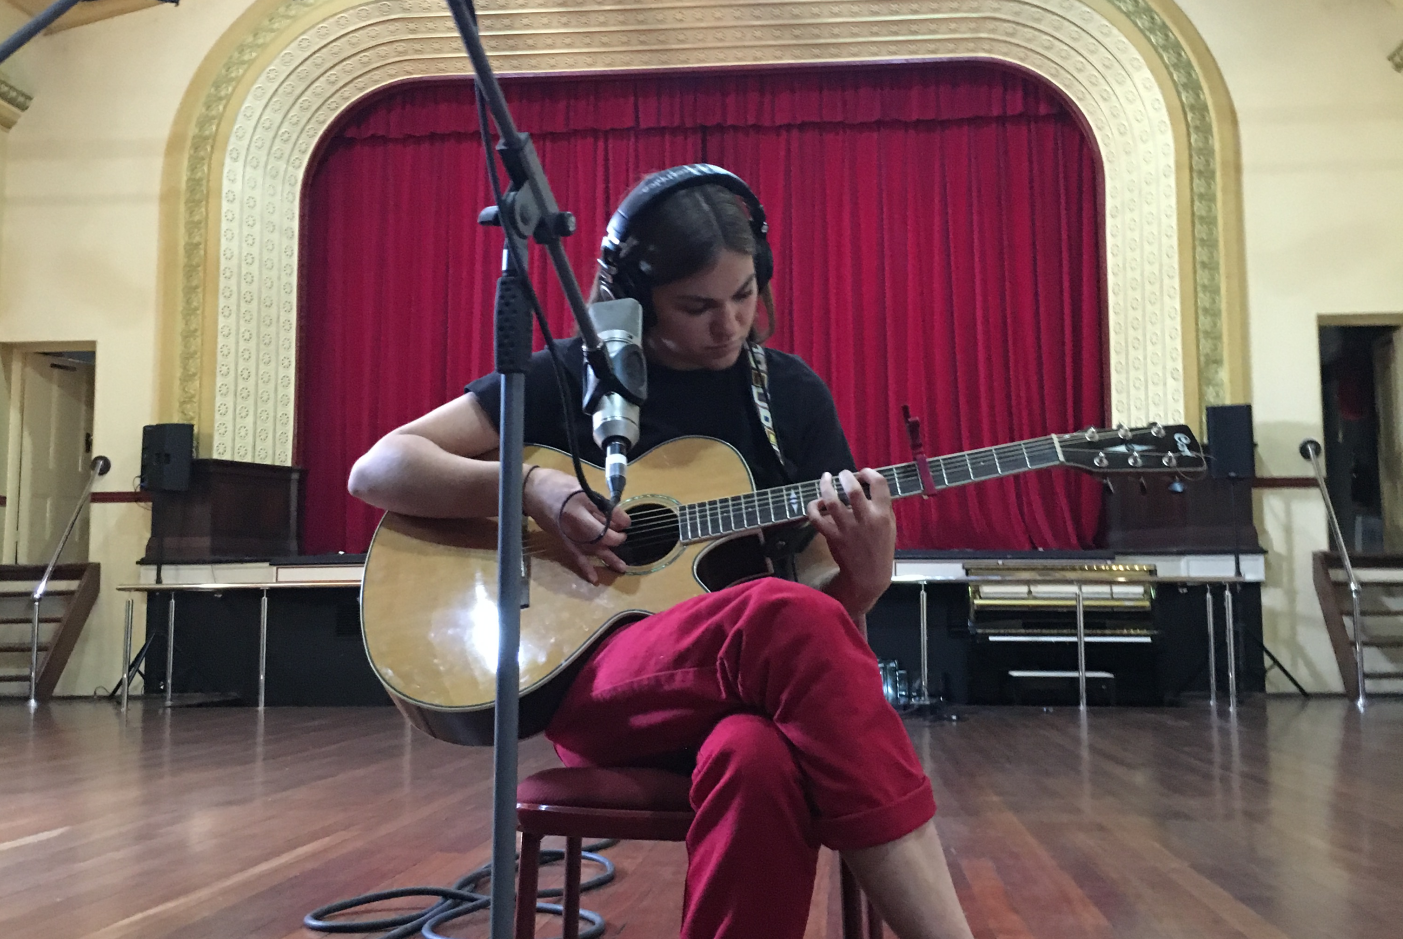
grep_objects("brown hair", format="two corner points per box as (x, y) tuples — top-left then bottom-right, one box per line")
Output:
(591, 183), (776, 343)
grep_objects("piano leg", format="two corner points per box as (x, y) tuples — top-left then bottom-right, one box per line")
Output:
(1225, 585), (1237, 713)
(1076, 584), (1087, 710)
(1206, 585), (1217, 707)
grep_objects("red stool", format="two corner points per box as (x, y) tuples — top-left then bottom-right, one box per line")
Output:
(516, 766), (883, 939)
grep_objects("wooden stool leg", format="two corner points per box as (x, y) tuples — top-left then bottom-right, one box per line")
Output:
(516, 833), (542, 939)
(865, 891), (884, 939)
(839, 859), (884, 939)
(840, 860), (863, 939)
(564, 836), (583, 939)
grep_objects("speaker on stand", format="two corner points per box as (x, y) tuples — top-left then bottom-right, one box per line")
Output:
(1205, 405), (1252, 702)
(140, 423), (194, 493)
(1206, 404), (1255, 560)
(131, 423), (194, 701)
(1203, 406), (1308, 699)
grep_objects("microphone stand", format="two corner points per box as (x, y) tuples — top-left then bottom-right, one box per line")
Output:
(438, 4), (627, 938)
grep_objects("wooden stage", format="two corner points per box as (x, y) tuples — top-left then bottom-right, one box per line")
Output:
(1, 699), (1399, 939)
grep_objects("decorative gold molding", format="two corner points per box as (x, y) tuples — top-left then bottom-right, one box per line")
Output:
(0, 76), (32, 112)
(171, 0), (321, 454)
(167, 0), (1242, 461)
(1106, 0), (1224, 409)
(0, 75), (32, 130)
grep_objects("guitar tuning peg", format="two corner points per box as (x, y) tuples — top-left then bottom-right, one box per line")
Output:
(1138, 476), (1148, 495)
(1115, 423), (1131, 440)
(1102, 478), (1115, 494)
(1149, 422), (1165, 437)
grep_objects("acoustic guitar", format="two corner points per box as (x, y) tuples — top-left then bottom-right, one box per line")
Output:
(360, 424), (1203, 744)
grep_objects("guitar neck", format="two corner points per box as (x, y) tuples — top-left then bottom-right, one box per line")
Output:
(677, 435), (1064, 543)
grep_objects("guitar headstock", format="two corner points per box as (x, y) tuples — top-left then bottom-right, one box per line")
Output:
(1056, 423), (1205, 474)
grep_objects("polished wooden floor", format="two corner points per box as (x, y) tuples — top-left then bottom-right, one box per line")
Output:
(1, 698), (1400, 939)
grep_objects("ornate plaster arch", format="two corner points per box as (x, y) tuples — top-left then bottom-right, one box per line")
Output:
(166, 0), (1236, 463)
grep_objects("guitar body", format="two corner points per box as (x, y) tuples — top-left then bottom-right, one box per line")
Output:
(360, 437), (768, 746)
(360, 422), (1204, 746)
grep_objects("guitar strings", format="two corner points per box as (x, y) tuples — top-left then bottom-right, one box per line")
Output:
(519, 438), (1202, 557)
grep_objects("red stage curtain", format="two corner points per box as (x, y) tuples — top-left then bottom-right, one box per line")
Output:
(298, 64), (1105, 555)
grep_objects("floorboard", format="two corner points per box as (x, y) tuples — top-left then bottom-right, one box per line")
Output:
(1, 699), (1399, 938)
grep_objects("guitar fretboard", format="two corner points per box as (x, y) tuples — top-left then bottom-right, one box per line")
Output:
(677, 436), (1063, 543)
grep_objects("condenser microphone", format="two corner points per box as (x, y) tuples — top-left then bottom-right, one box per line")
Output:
(581, 298), (648, 502)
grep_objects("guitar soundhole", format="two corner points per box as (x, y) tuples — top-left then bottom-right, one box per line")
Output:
(616, 501), (681, 568)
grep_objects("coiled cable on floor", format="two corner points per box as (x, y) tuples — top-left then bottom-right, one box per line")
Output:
(304, 839), (618, 939)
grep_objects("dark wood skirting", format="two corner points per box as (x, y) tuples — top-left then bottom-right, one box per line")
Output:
(0, 493), (147, 506)
(91, 491), (152, 503)
(1253, 476), (1316, 489)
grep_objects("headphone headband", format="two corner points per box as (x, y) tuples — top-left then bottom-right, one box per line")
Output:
(598, 164), (772, 305)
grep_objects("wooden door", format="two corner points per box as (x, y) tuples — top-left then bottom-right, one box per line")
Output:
(15, 353), (94, 565)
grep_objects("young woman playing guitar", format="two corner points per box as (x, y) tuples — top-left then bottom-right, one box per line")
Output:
(349, 165), (976, 939)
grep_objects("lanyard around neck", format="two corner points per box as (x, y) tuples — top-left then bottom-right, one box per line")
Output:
(745, 342), (790, 481)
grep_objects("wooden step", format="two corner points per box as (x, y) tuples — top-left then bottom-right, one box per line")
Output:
(0, 563), (90, 578)
(0, 563), (100, 701)
(1330, 570), (1403, 584)
(1323, 552), (1403, 565)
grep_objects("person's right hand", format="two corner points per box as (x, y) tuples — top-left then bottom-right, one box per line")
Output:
(523, 466), (630, 584)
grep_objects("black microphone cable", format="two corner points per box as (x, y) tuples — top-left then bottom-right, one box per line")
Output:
(303, 839), (618, 939)
(470, 43), (624, 546)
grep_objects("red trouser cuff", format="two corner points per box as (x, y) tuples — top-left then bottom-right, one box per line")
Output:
(813, 779), (936, 851)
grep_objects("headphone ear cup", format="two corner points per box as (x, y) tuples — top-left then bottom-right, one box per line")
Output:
(753, 240), (775, 292)
(610, 262), (655, 327)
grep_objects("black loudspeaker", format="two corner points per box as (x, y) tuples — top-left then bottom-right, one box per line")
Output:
(141, 423), (194, 492)
(1206, 404), (1255, 480)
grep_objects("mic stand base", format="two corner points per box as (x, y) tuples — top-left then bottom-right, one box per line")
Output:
(905, 699), (965, 722)
(906, 583), (962, 721)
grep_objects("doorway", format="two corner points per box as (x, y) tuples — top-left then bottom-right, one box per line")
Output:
(4, 350), (96, 565)
(1319, 324), (1402, 554)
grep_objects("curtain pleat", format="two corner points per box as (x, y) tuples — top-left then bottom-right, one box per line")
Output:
(298, 63), (1105, 554)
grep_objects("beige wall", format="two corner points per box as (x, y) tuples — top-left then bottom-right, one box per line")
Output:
(2, 0), (1401, 696)
(0, 0), (254, 694)
(1176, 0), (1403, 692)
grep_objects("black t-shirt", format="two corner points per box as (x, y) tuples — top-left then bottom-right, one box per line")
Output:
(466, 337), (855, 491)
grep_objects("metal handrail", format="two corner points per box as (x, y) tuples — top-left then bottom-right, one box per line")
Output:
(28, 455), (110, 708)
(1300, 439), (1366, 709)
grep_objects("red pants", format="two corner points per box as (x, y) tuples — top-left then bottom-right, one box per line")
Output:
(545, 578), (936, 939)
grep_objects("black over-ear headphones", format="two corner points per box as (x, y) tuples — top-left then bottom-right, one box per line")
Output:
(597, 164), (774, 311)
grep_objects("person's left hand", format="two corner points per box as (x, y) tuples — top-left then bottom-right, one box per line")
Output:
(806, 468), (896, 618)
